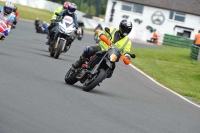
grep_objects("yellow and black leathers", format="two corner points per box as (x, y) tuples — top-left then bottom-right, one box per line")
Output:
(96, 27), (132, 58)
(72, 27), (132, 69)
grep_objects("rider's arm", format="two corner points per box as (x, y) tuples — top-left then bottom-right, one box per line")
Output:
(51, 7), (63, 20)
(97, 30), (110, 39)
(72, 13), (78, 28)
(120, 41), (132, 65)
(59, 9), (67, 17)
(122, 40), (131, 59)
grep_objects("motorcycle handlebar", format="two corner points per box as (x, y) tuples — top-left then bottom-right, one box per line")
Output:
(125, 53), (136, 58)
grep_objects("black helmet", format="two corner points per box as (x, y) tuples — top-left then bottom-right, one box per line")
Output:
(119, 20), (132, 36)
(13, 6), (17, 12)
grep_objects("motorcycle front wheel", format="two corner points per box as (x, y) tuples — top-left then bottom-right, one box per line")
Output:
(82, 69), (106, 92)
(77, 37), (82, 40)
(54, 39), (64, 59)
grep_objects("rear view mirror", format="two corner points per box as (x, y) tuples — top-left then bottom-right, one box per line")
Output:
(104, 27), (110, 34)
(104, 27), (112, 40)
(130, 54), (136, 58)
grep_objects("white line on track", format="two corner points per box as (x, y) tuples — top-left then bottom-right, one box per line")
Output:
(129, 64), (200, 109)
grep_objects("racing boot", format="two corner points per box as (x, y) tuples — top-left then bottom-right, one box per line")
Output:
(72, 56), (86, 69)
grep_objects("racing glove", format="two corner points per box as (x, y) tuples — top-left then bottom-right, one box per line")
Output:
(99, 35), (111, 45)
(121, 55), (131, 65)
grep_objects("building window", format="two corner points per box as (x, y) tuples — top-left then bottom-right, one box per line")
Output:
(121, 3), (144, 14)
(122, 4), (132, 12)
(133, 4), (144, 14)
(169, 11), (185, 22)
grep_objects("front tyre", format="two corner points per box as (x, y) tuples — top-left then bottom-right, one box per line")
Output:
(82, 69), (106, 92)
(77, 37), (82, 40)
(65, 68), (78, 85)
(54, 39), (64, 59)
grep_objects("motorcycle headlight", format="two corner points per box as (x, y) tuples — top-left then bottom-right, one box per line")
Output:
(110, 54), (117, 62)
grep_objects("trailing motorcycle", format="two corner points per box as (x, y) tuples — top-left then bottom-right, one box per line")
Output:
(77, 20), (84, 40)
(77, 26), (83, 40)
(49, 13), (76, 59)
(65, 28), (136, 92)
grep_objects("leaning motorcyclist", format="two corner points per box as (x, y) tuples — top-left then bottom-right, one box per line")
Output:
(72, 19), (133, 77)
(34, 18), (40, 27)
(48, 1), (70, 31)
(46, 2), (78, 47)
(0, 1), (15, 40)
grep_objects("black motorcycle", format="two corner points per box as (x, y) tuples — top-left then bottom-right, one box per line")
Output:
(65, 28), (136, 92)
(77, 21), (84, 40)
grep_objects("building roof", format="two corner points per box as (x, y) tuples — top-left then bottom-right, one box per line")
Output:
(122, 0), (200, 16)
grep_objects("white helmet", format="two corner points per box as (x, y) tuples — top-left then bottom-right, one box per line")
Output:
(4, 1), (14, 15)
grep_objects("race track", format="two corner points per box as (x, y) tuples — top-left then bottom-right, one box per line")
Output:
(0, 20), (200, 133)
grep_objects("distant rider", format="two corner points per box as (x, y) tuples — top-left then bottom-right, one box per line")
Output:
(0, 1), (15, 40)
(46, 2), (78, 50)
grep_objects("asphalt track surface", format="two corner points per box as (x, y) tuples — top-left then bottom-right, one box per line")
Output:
(0, 20), (200, 133)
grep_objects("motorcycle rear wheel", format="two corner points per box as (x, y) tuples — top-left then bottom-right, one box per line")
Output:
(65, 68), (78, 85)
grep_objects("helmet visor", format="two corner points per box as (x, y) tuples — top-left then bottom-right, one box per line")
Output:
(68, 6), (76, 13)
(4, 7), (12, 14)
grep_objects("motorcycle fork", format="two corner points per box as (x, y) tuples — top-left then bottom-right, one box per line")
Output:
(61, 38), (67, 51)
(90, 55), (107, 75)
(55, 35), (60, 49)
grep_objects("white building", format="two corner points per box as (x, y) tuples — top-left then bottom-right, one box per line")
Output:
(104, 0), (200, 41)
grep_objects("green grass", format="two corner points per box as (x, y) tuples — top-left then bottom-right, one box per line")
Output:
(0, 2), (53, 23)
(131, 46), (200, 103)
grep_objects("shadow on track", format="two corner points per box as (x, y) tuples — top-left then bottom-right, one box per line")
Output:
(63, 82), (119, 97)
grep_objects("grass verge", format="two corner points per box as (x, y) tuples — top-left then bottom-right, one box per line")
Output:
(131, 46), (200, 103)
